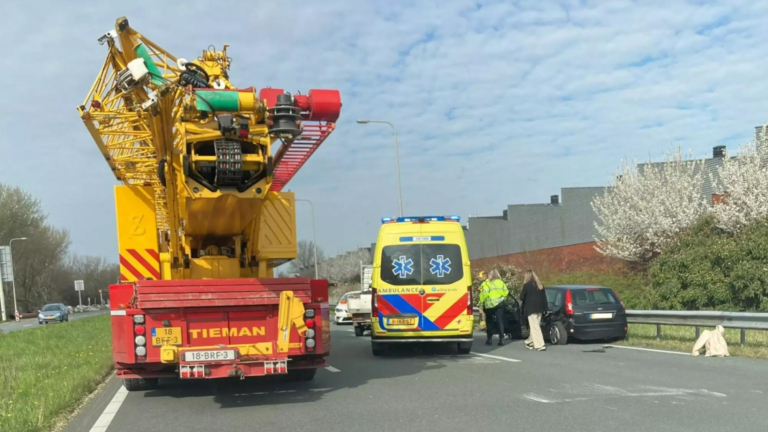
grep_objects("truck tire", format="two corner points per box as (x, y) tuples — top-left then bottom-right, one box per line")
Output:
(457, 342), (472, 355)
(372, 342), (385, 357)
(354, 325), (364, 337)
(123, 378), (158, 392)
(287, 368), (317, 382)
(549, 322), (568, 345)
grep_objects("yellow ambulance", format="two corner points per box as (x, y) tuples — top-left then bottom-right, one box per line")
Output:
(370, 215), (474, 356)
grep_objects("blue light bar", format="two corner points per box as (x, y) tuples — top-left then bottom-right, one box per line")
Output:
(381, 215), (461, 224)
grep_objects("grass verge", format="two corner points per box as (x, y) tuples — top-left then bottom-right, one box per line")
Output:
(0, 314), (113, 432)
(618, 324), (768, 360)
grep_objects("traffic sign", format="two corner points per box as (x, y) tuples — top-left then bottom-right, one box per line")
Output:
(75, 280), (85, 291)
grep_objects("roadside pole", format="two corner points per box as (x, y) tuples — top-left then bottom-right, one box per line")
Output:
(0, 262), (6, 322)
(99, 290), (104, 305)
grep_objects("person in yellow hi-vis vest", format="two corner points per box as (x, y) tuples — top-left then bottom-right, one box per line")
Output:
(479, 269), (509, 346)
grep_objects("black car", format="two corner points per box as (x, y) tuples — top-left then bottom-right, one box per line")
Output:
(540, 285), (628, 345)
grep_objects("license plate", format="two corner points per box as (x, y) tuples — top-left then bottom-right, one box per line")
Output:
(151, 327), (182, 346)
(387, 318), (416, 326)
(591, 313), (614, 320)
(46, 317), (54, 320)
(183, 350), (237, 362)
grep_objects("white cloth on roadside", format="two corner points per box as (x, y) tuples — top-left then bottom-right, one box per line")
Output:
(691, 325), (730, 357)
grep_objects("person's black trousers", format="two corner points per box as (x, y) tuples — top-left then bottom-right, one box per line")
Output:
(484, 305), (505, 341)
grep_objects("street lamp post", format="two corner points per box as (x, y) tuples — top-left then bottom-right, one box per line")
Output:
(356, 119), (404, 217)
(295, 199), (319, 279)
(9, 237), (27, 320)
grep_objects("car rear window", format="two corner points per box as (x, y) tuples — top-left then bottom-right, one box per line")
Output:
(571, 288), (619, 307)
(380, 243), (463, 286)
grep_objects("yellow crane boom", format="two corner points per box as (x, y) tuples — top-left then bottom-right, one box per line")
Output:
(77, 17), (341, 282)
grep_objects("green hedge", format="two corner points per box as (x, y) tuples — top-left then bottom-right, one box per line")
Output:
(649, 215), (768, 311)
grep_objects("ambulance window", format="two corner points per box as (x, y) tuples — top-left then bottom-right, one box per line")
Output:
(380, 245), (421, 286)
(422, 244), (463, 285)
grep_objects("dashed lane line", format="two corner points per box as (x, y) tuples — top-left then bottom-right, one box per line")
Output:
(471, 352), (522, 363)
(325, 365), (341, 372)
(604, 344), (690, 356)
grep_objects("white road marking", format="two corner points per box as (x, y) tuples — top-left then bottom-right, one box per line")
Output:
(347, 329), (355, 332)
(471, 352), (522, 363)
(604, 344), (690, 356)
(522, 385), (726, 404)
(89, 384), (128, 432)
(325, 365), (341, 372)
(24, 324), (32, 327)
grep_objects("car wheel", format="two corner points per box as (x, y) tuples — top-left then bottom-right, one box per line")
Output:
(457, 342), (472, 355)
(549, 322), (568, 345)
(354, 325), (364, 337)
(123, 378), (158, 392)
(372, 342), (386, 357)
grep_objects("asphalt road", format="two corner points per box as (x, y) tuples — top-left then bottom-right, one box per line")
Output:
(0, 310), (107, 333)
(67, 326), (768, 432)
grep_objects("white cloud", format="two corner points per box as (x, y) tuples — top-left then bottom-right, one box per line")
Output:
(1, 0), (767, 260)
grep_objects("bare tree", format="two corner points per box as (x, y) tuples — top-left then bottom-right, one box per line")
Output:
(288, 240), (325, 277)
(591, 147), (708, 264)
(711, 138), (768, 233)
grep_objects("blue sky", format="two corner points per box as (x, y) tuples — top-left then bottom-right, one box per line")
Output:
(1, 0), (767, 260)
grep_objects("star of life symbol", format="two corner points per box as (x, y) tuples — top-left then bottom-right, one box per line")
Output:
(430, 255), (451, 277)
(392, 255), (414, 278)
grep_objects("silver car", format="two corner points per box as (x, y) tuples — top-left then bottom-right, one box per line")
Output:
(38, 303), (69, 324)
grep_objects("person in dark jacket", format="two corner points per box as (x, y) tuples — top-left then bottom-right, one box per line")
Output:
(519, 269), (547, 351)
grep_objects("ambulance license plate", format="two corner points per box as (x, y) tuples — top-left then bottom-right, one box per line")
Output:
(151, 327), (182, 346)
(183, 350), (237, 362)
(387, 318), (416, 326)
(590, 313), (613, 320)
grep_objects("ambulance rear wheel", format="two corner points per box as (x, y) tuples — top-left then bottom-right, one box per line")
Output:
(123, 378), (158, 392)
(372, 342), (385, 357)
(457, 342), (472, 355)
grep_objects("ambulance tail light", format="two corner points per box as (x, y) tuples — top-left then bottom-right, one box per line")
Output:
(466, 286), (473, 316)
(565, 289), (574, 316)
(371, 288), (378, 318)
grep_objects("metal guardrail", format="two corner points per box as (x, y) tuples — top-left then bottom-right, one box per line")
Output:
(626, 310), (768, 346)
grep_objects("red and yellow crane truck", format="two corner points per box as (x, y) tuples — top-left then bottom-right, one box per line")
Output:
(77, 17), (341, 391)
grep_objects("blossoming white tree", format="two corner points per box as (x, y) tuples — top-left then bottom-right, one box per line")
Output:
(319, 247), (372, 283)
(711, 136), (768, 233)
(591, 147), (707, 263)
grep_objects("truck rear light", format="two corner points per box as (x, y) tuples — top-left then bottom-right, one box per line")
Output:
(193, 366), (205, 378)
(181, 365), (190, 378)
(305, 309), (315, 318)
(305, 318), (315, 328)
(133, 315), (145, 324)
(371, 288), (378, 317)
(135, 346), (147, 356)
(135, 335), (146, 346)
(306, 329), (315, 338)
(278, 364), (287, 374)
(565, 290), (574, 316)
(306, 339), (316, 349)
(134, 325), (145, 335)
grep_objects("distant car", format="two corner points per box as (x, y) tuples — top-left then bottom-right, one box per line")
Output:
(335, 291), (359, 325)
(38, 303), (69, 324)
(540, 285), (628, 345)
